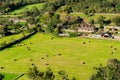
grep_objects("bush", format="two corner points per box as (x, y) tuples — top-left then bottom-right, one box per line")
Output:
(28, 65), (77, 80)
(69, 32), (78, 37)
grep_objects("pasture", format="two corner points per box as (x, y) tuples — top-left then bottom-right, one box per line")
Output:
(0, 33), (120, 80)
(0, 34), (23, 44)
(9, 3), (44, 14)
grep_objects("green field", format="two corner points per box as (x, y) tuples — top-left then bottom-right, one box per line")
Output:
(9, 3), (44, 14)
(0, 33), (120, 80)
(2, 73), (19, 80)
(0, 34), (24, 44)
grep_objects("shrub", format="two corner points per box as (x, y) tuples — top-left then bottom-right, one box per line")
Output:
(28, 65), (77, 80)
(69, 32), (78, 37)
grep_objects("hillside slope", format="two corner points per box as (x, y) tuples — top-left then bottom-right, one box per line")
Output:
(9, 3), (44, 14)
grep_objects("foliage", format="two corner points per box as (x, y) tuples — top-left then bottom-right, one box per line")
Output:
(28, 65), (76, 80)
(58, 70), (69, 80)
(97, 16), (105, 26)
(0, 74), (4, 80)
(89, 19), (94, 24)
(90, 58), (120, 80)
(112, 16), (120, 26)
(28, 65), (55, 80)
(2, 0), (120, 14)
(69, 32), (79, 37)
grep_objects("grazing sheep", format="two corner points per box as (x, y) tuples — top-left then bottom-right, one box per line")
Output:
(82, 61), (86, 64)
(41, 57), (44, 59)
(82, 42), (86, 44)
(30, 59), (33, 61)
(30, 43), (33, 44)
(89, 41), (91, 43)
(0, 66), (5, 69)
(114, 48), (117, 50)
(46, 55), (49, 57)
(110, 46), (113, 48)
(31, 63), (34, 65)
(111, 52), (114, 54)
(14, 59), (18, 61)
(19, 44), (22, 47)
(45, 63), (49, 65)
(26, 47), (31, 50)
(58, 53), (62, 56)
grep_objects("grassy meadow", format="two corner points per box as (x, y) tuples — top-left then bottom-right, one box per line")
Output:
(0, 34), (24, 44)
(0, 33), (120, 80)
(9, 3), (44, 14)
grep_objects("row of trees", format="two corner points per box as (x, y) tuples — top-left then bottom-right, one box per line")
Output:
(28, 65), (76, 80)
(28, 59), (120, 80)
(1, 0), (120, 13)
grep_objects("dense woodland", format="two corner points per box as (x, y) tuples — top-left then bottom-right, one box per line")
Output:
(1, 0), (120, 13)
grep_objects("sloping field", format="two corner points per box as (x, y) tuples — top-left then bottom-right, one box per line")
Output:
(0, 34), (23, 44)
(10, 3), (44, 14)
(0, 33), (120, 80)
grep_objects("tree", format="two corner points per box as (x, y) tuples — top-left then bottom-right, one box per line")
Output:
(89, 19), (94, 24)
(97, 16), (105, 25)
(28, 65), (55, 80)
(0, 74), (4, 80)
(28, 65), (76, 80)
(116, 3), (120, 12)
(58, 70), (69, 80)
(90, 58), (120, 80)
(46, 14), (60, 33)
(112, 16), (120, 26)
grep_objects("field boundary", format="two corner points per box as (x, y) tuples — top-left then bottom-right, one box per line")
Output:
(0, 30), (37, 51)
(14, 74), (24, 80)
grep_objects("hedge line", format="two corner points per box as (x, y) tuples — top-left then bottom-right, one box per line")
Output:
(0, 30), (37, 51)
(14, 74), (24, 80)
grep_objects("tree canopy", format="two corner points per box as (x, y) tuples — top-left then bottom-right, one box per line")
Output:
(90, 58), (120, 80)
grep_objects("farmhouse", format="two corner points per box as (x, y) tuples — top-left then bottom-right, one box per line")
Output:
(76, 21), (95, 33)
(9, 18), (27, 23)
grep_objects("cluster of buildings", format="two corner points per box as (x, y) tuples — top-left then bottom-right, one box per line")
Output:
(59, 16), (119, 38)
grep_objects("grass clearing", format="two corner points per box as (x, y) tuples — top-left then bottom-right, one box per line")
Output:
(9, 3), (44, 14)
(2, 73), (19, 80)
(0, 33), (120, 80)
(0, 34), (23, 44)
